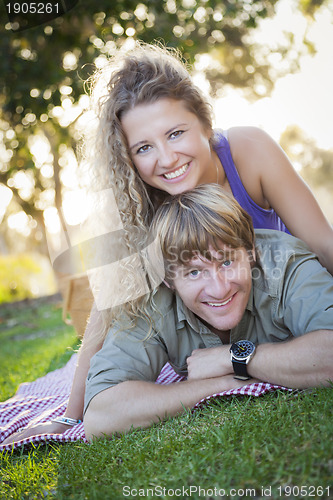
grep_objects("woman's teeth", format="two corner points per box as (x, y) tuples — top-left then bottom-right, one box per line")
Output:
(163, 163), (189, 180)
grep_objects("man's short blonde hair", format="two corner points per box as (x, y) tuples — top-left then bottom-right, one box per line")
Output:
(151, 184), (255, 280)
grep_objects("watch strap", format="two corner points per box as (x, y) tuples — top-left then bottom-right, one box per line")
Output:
(231, 359), (250, 380)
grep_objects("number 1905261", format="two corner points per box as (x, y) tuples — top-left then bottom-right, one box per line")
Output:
(6, 2), (60, 14)
(277, 485), (330, 497)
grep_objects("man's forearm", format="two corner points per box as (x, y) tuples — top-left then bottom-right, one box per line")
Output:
(187, 330), (333, 389)
(84, 375), (255, 439)
(247, 330), (333, 388)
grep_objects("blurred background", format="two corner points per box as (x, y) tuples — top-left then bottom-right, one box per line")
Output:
(0, 0), (332, 305)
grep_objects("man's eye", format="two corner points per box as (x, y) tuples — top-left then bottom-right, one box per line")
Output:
(188, 269), (200, 278)
(222, 260), (233, 268)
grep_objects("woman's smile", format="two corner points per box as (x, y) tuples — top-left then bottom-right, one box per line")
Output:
(162, 162), (191, 181)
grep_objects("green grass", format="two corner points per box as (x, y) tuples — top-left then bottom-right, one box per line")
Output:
(0, 297), (79, 401)
(0, 298), (332, 500)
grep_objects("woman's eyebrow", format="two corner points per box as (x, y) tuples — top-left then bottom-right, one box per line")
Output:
(129, 123), (188, 151)
(129, 139), (149, 151)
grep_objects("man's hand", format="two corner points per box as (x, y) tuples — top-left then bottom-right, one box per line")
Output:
(187, 346), (232, 380)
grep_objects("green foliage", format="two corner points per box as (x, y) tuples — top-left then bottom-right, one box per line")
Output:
(1, 0), (320, 125)
(0, 0), (328, 253)
(1, 0), (280, 125)
(0, 253), (56, 304)
(280, 126), (333, 223)
(0, 253), (41, 303)
(280, 126), (333, 190)
(299, 0), (328, 16)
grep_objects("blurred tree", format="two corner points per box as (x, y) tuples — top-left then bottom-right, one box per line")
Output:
(0, 0), (329, 253)
(280, 125), (333, 222)
(280, 125), (333, 189)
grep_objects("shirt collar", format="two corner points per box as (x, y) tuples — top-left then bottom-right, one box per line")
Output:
(175, 292), (212, 334)
(246, 283), (255, 314)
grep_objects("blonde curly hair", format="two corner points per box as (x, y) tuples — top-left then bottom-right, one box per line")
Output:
(78, 41), (214, 339)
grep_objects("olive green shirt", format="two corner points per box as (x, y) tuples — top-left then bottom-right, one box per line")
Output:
(85, 230), (333, 411)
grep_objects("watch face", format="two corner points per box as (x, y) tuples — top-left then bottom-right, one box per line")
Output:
(232, 340), (255, 359)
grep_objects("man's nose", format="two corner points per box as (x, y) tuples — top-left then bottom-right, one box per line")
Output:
(205, 271), (231, 298)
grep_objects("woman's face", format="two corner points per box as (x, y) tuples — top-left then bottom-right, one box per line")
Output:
(121, 98), (219, 195)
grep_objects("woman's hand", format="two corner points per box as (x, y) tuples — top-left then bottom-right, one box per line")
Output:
(1, 420), (72, 445)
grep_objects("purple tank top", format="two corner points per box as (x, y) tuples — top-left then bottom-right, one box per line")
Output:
(213, 130), (290, 233)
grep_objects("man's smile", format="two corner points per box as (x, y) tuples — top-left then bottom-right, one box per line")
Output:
(205, 294), (234, 308)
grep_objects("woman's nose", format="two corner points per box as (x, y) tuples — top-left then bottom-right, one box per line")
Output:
(158, 144), (178, 169)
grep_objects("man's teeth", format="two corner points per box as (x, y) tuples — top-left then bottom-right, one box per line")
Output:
(207, 297), (232, 307)
(164, 163), (189, 180)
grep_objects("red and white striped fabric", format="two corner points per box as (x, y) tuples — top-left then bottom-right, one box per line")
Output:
(0, 354), (290, 451)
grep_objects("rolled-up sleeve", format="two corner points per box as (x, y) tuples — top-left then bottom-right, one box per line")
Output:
(280, 257), (333, 336)
(84, 320), (170, 413)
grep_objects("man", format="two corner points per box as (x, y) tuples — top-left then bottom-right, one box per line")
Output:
(84, 184), (333, 439)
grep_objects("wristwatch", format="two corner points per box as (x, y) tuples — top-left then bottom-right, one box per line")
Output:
(230, 340), (256, 380)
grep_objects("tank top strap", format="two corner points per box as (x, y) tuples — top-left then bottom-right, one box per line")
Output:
(213, 129), (249, 199)
(213, 129), (290, 233)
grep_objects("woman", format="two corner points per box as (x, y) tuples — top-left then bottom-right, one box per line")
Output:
(3, 41), (333, 444)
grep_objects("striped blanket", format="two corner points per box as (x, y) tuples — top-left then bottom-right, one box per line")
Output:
(0, 354), (289, 451)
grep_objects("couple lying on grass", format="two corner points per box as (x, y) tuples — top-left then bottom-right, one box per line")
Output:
(3, 40), (333, 444)
(3, 183), (333, 444)
(83, 184), (333, 438)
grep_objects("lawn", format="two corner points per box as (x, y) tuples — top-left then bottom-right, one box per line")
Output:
(0, 297), (332, 500)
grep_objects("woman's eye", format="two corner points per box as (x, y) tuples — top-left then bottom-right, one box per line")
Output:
(137, 144), (151, 154)
(222, 260), (233, 268)
(170, 130), (183, 139)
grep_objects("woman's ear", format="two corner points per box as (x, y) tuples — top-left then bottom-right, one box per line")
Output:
(163, 279), (174, 290)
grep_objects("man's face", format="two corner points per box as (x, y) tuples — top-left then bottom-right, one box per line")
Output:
(171, 244), (254, 336)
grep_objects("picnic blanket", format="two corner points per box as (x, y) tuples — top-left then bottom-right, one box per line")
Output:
(0, 354), (290, 451)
